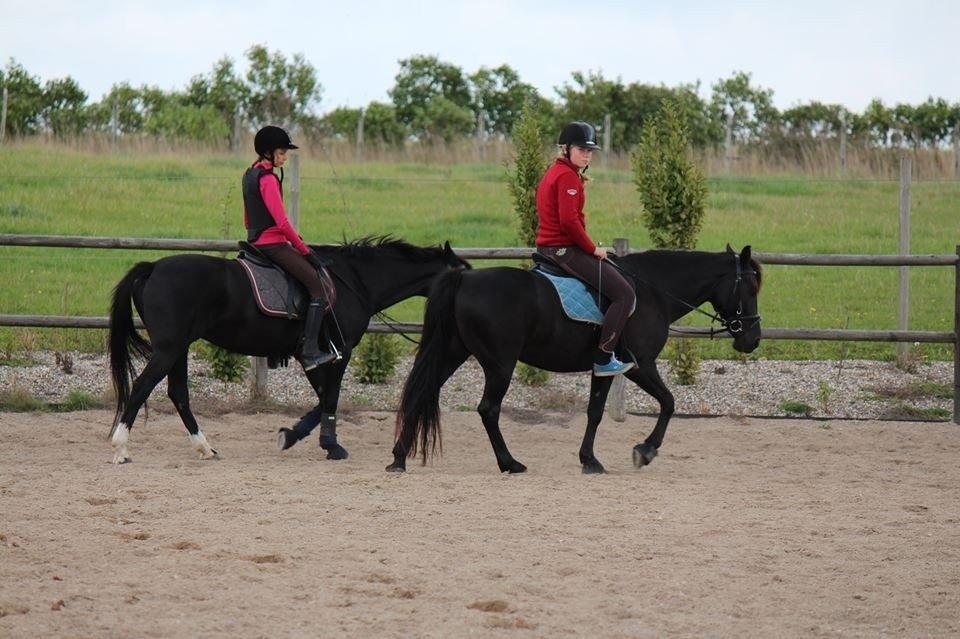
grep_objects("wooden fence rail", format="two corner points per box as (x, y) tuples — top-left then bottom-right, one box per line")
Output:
(0, 233), (957, 265)
(0, 234), (957, 423)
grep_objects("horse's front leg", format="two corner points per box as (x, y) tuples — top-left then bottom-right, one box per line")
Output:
(277, 403), (323, 451)
(623, 360), (675, 468)
(277, 360), (350, 459)
(579, 374), (614, 474)
(316, 357), (350, 460)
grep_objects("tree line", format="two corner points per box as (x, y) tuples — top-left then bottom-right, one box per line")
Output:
(3, 47), (959, 152)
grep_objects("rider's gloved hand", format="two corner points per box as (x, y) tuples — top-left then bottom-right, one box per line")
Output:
(305, 251), (324, 270)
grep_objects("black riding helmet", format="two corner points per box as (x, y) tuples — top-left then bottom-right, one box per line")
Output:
(557, 121), (601, 150)
(254, 125), (298, 158)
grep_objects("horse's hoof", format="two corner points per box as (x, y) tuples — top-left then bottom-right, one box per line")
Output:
(112, 455), (131, 465)
(385, 462), (406, 473)
(201, 450), (220, 461)
(632, 444), (658, 468)
(582, 461), (606, 474)
(502, 461), (527, 474)
(320, 436), (349, 460)
(277, 428), (298, 451)
(325, 446), (349, 460)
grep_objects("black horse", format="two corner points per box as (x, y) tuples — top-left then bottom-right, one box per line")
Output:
(108, 237), (467, 464)
(388, 245), (762, 474)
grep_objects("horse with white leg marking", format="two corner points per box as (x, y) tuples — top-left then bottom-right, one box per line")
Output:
(108, 237), (468, 464)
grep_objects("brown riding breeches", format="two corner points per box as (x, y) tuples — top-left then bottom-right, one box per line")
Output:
(258, 243), (328, 300)
(537, 245), (636, 352)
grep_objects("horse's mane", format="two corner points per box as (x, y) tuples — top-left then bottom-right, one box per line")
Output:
(622, 248), (763, 291)
(313, 235), (447, 262)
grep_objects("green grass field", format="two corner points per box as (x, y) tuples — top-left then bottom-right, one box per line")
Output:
(0, 143), (957, 359)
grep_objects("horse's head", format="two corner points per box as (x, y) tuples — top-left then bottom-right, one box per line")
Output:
(711, 245), (762, 353)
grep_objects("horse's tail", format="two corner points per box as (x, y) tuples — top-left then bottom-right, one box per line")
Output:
(108, 261), (155, 435)
(396, 268), (464, 464)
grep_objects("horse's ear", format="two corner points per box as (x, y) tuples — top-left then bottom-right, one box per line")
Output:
(725, 243), (734, 253)
(740, 245), (752, 263)
(443, 240), (452, 255)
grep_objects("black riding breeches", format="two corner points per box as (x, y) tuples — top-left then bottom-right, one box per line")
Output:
(537, 245), (636, 352)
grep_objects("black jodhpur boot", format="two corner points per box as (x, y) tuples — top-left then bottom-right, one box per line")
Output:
(298, 299), (338, 371)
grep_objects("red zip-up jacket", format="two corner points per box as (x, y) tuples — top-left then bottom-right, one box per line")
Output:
(534, 157), (596, 254)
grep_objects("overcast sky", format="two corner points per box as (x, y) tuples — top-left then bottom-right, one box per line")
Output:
(2, 0), (957, 114)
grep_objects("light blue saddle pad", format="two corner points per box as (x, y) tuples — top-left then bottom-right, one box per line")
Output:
(533, 268), (605, 324)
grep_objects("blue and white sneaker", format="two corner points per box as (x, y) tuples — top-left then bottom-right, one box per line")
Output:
(593, 354), (635, 377)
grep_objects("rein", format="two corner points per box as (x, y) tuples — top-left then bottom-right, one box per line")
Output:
(607, 253), (761, 337)
(325, 263), (421, 346)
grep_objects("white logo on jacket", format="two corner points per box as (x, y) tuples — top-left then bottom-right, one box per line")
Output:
(566, 188), (578, 196)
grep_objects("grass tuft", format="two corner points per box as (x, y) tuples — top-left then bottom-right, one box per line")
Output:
(55, 389), (106, 412)
(0, 387), (49, 412)
(780, 399), (813, 417)
(868, 381), (952, 401)
(878, 404), (951, 421)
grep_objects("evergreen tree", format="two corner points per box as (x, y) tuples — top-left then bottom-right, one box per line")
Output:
(632, 99), (707, 384)
(506, 100), (549, 247)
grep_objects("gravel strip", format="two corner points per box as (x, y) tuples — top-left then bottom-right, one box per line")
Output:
(0, 351), (953, 421)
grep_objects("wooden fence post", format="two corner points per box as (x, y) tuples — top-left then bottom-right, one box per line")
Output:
(953, 123), (959, 180)
(111, 100), (119, 153)
(356, 108), (365, 162)
(0, 87), (7, 145)
(724, 111), (735, 174)
(475, 110), (485, 161)
(897, 155), (911, 363)
(954, 245), (959, 424)
(602, 113), (612, 169)
(839, 110), (847, 178)
(608, 237), (629, 422)
(287, 152), (301, 229)
(230, 108), (241, 152)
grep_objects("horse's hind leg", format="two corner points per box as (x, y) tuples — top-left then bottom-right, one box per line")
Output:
(579, 374), (614, 474)
(110, 349), (181, 464)
(477, 363), (526, 474)
(624, 360), (675, 468)
(167, 351), (218, 460)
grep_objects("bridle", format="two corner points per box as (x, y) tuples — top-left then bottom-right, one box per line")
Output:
(715, 252), (762, 336)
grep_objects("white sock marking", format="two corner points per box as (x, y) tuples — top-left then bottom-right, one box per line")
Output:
(111, 423), (130, 464)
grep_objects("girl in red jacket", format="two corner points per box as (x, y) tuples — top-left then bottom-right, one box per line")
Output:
(243, 126), (337, 370)
(535, 121), (636, 376)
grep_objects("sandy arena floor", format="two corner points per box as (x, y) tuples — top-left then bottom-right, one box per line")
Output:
(1, 409), (959, 638)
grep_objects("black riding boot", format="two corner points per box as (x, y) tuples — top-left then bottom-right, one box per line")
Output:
(298, 299), (338, 371)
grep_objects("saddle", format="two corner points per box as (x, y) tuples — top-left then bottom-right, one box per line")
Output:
(236, 241), (324, 320)
(530, 253), (635, 325)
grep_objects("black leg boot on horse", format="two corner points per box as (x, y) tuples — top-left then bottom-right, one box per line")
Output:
(298, 298), (339, 371)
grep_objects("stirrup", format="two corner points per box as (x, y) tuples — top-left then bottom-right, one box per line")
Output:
(592, 354), (634, 377)
(299, 341), (342, 371)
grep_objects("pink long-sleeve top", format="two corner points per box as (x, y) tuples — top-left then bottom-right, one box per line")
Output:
(250, 161), (309, 254)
